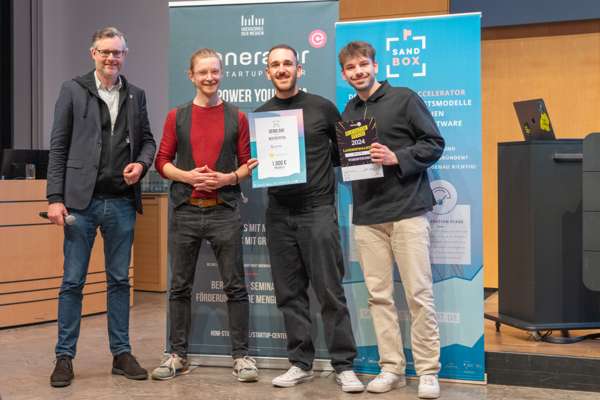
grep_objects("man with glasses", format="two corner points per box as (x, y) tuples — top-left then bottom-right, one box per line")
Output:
(151, 48), (258, 382)
(46, 27), (156, 387)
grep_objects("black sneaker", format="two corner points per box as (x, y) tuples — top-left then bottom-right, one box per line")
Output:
(50, 355), (74, 387)
(112, 351), (148, 380)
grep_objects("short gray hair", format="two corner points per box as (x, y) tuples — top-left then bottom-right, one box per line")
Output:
(90, 27), (128, 52)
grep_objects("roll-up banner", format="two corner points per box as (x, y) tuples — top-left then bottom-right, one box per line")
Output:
(168, 0), (339, 368)
(335, 14), (485, 381)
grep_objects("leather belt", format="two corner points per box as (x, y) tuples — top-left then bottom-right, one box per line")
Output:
(186, 197), (224, 207)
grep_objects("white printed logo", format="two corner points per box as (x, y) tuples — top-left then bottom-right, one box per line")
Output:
(386, 29), (426, 78)
(430, 180), (458, 215)
(241, 15), (264, 36)
(309, 30), (327, 48)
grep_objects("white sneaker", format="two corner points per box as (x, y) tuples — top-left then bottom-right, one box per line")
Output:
(418, 374), (441, 399)
(151, 354), (190, 380)
(367, 371), (406, 393)
(336, 370), (364, 392)
(272, 366), (314, 387)
(233, 356), (258, 382)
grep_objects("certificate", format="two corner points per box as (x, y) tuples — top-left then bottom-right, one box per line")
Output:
(336, 118), (384, 182)
(249, 109), (307, 188)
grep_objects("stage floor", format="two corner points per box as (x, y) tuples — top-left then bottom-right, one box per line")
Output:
(485, 292), (600, 358)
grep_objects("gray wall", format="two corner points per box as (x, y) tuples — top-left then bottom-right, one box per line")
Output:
(40, 0), (174, 151)
(13, 0), (34, 149)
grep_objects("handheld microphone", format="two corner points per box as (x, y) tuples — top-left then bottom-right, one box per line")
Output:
(39, 212), (76, 225)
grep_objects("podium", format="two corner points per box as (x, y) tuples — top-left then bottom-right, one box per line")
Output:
(489, 140), (600, 332)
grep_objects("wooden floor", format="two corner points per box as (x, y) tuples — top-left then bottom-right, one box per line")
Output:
(484, 293), (600, 358)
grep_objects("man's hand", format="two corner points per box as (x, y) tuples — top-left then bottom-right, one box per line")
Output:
(247, 158), (259, 176)
(188, 166), (235, 191)
(48, 202), (69, 226)
(124, 163), (144, 185)
(370, 142), (398, 165)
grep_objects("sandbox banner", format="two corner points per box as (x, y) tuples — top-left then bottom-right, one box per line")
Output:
(336, 13), (484, 381)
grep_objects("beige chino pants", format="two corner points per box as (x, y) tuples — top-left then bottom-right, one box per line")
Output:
(354, 213), (441, 376)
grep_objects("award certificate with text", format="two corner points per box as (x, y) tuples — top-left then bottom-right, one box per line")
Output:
(249, 109), (307, 188)
(336, 118), (384, 182)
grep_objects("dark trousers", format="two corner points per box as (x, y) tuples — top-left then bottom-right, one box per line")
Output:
(266, 203), (357, 373)
(168, 203), (249, 359)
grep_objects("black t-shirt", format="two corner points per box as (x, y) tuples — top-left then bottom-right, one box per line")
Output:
(255, 90), (341, 208)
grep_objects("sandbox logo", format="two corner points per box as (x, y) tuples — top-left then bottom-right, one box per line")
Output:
(386, 29), (427, 77)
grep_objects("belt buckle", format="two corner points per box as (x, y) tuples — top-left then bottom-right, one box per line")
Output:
(199, 198), (215, 207)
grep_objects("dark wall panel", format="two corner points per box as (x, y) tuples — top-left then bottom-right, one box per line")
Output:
(0, 0), (12, 151)
(451, 0), (600, 27)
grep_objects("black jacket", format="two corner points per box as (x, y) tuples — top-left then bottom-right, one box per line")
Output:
(341, 80), (444, 225)
(47, 70), (156, 213)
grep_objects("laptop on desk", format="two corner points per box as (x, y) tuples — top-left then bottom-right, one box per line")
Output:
(513, 99), (556, 141)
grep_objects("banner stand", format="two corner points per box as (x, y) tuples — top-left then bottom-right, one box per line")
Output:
(335, 13), (485, 382)
(168, 0), (341, 369)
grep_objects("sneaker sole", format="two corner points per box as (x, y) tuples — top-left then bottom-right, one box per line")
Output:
(152, 372), (175, 380)
(340, 384), (365, 393)
(232, 370), (258, 382)
(50, 379), (72, 388)
(367, 379), (406, 393)
(336, 377), (364, 392)
(152, 366), (190, 381)
(111, 367), (148, 380)
(418, 390), (441, 399)
(272, 374), (314, 388)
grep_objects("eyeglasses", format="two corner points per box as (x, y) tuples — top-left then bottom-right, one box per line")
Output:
(194, 69), (222, 77)
(97, 50), (125, 58)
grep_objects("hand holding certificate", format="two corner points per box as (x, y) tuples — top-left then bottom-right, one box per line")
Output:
(335, 118), (384, 182)
(249, 109), (307, 188)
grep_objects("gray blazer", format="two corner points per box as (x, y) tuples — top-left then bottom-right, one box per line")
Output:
(46, 73), (156, 214)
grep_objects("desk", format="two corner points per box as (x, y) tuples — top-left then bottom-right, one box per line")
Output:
(0, 180), (133, 328)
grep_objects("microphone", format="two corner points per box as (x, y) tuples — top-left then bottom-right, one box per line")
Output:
(39, 212), (76, 225)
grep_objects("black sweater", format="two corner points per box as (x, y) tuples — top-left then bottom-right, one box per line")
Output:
(341, 80), (445, 225)
(255, 90), (341, 208)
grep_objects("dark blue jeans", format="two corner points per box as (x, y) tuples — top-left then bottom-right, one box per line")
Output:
(168, 203), (249, 359)
(55, 197), (136, 358)
(266, 203), (357, 373)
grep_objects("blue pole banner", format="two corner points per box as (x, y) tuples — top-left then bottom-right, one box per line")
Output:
(168, 1), (339, 367)
(335, 13), (484, 381)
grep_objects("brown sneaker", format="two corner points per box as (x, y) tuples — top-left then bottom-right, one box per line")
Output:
(112, 352), (148, 380)
(50, 355), (74, 387)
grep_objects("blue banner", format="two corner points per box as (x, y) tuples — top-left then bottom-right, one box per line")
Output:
(168, 1), (339, 364)
(335, 13), (484, 381)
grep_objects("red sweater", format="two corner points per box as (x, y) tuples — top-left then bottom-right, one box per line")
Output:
(155, 103), (251, 198)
